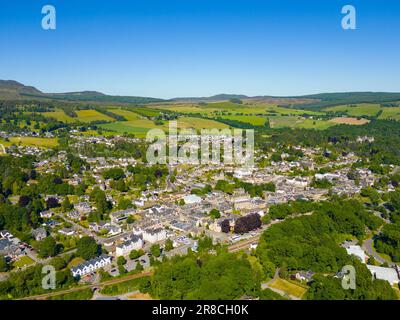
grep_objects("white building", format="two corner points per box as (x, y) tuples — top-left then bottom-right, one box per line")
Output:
(345, 245), (368, 264)
(70, 255), (112, 278)
(367, 265), (400, 285)
(142, 227), (167, 243)
(116, 235), (143, 257)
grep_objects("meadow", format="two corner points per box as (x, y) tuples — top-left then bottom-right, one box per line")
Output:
(75, 110), (115, 122)
(0, 137), (59, 148)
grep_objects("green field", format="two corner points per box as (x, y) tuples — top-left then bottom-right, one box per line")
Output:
(12, 256), (35, 268)
(106, 108), (141, 120)
(324, 104), (382, 117)
(43, 109), (77, 123)
(379, 107), (400, 120)
(268, 116), (335, 130)
(269, 278), (308, 299)
(100, 116), (229, 137)
(75, 110), (115, 122)
(220, 115), (267, 126)
(0, 137), (59, 148)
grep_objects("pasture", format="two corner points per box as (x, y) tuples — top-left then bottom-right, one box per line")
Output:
(75, 110), (115, 122)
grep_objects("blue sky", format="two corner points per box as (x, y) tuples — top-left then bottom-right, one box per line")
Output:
(0, 0), (399, 98)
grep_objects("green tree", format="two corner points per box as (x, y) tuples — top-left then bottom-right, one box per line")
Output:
(164, 239), (174, 252)
(150, 244), (161, 258)
(76, 237), (100, 260)
(38, 237), (58, 258)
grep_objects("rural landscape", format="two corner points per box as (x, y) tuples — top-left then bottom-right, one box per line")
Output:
(2, 0), (400, 311)
(1, 80), (400, 301)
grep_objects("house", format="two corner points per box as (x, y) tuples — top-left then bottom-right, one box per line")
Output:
(58, 228), (76, 236)
(32, 228), (47, 241)
(142, 227), (167, 243)
(183, 194), (202, 205)
(40, 210), (54, 219)
(74, 202), (92, 214)
(67, 210), (81, 220)
(70, 255), (112, 278)
(110, 208), (135, 225)
(294, 271), (315, 282)
(115, 235), (143, 257)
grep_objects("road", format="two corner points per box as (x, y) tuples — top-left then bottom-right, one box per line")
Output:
(18, 271), (153, 300)
(362, 234), (394, 267)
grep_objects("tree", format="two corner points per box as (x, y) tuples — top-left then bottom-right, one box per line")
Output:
(46, 197), (59, 209)
(0, 256), (8, 272)
(117, 256), (127, 266)
(76, 237), (100, 260)
(164, 238), (174, 252)
(135, 261), (144, 271)
(209, 209), (221, 219)
(50, 257), (67, 271)
(150, 244), (161, 258)
(61, 196), (73, 212)
(38, 236), (58, 258)
(18, 195), (31, 207)
(129, 249), (144, 260)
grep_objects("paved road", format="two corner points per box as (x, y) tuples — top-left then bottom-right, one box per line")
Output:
(362, 235), (394, 267)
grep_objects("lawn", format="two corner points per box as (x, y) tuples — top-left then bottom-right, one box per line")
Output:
(269, 278), (308, 299)
(75, 110), (115, 123)
(12, 256), (35, 268)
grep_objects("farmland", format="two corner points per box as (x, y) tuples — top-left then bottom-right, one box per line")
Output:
(324, 103), (382, 117)
(75, 110), (115, 122)
(106, 108), (141, 121)
(43, 109), (76, 123)
(329, 117), (370, 125)
(0, 137), (58, 148)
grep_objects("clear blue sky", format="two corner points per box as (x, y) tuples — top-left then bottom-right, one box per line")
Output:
(0, 0), (399, 98)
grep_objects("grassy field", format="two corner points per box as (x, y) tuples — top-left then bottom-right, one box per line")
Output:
(268, 116), (335, 130)
(106, 108), (141, 120)
(100, 116), (229, 137)
(379, 107), (400, 120)
(220, 115), (267, 126)
(75, 110), (115, 123)
(100, 277), (149, 296)
(269, 278), (308, 299)
(324, 104), (382, 117)
(0, 137), (59, 148)
(43, 109), (77, 123)
(12, 256), (35, 268)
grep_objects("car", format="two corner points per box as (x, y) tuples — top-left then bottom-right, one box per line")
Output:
(111, 268), (116, 272)
(140, 259), (146, 263)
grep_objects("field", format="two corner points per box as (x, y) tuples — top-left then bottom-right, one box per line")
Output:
(269, 278), (308, 299)
(268, 116), (335, 130)
(100, 116), (229, 137)
(0, 137), (59, 148)
(12, 256), (35, 268)
(43, 109), (76, 123)
(220, 115), (267, 126)
(324, 104), (382, 117)
(75, 110), (115, 123)
(379, 107), (400, 120)
(106, 108), (141, 121)
(329, 117), (370, 125)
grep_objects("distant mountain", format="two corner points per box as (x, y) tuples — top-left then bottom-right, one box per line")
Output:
(0, 80), (165, 104)
(172, 94), (250, 103)
(0, 80), (44, 99)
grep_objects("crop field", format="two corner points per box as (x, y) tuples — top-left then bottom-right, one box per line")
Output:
(268, 116), (335, 130)
(378, 107), (400, 120)
(324, 104), (382, 117)
(106, 108), (141, 120)
(75, 110), (115, 122)
(1, 137), (59, 148)
(100, 116), (229, 137)
(220, 115), (267, 126)
(43, 109), (77, 123)
(329, 117), (370, 125)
